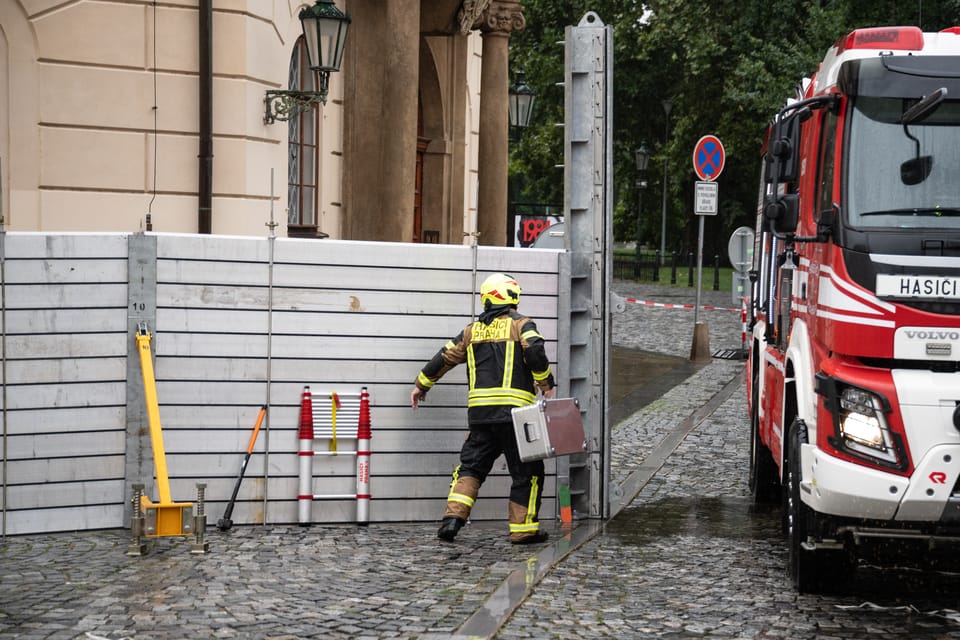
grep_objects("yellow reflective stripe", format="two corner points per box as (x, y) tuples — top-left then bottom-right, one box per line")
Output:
(468, 388), (536, 407)
(526, 476), (540, 524)
(510, 522), (540, 533)
(502, 341), (515, 388)
(469, 388), (536, 401)
(520, 329), (543, 342)
(532, 368), (551, 381)
(444, 340), (456, 350)
(417, 372), (435, 388)
(448, 465), (461, 492)
(448, 493), (475, 507)
(467, 344), (477, 389)
(469, 398), (528, 408)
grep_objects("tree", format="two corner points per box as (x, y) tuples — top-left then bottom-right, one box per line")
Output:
(510, 0), (960, 255)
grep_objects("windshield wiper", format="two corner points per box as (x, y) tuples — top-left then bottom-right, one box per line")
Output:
(860, 208), (960, 217)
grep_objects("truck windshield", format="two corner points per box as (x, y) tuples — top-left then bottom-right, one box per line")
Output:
(846, 95), (960, 229)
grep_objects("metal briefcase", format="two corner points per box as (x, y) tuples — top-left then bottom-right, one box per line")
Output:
(511, 397), (587, 462)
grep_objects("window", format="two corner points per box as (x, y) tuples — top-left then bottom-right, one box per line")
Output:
(815, 110), (838, 222)
(846, 96), (960, 229)
(287, 36), (323, 237)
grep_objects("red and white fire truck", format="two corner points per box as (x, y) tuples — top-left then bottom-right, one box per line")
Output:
(748, 25), (960, 592)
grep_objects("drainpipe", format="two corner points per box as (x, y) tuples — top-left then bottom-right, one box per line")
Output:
(198, 0), (213, 234)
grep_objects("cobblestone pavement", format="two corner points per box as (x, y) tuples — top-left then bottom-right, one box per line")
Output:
(499, 283), (960, 639)
(5, 282), (960, 639)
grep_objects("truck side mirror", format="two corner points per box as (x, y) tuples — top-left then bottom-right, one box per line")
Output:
(764, 193), (799, 234)
(764, 109), (807, 184)
(816, 205), (837, 239)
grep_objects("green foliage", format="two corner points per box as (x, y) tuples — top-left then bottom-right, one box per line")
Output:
(509, 0), (960, 254)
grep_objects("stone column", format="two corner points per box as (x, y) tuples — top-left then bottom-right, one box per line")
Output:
(468, 1), (524, 246)
(342, 1), (420, 242)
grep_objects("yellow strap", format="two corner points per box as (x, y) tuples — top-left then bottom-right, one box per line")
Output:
(329, 392), (339, 453)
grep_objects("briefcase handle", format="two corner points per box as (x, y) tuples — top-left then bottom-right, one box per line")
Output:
(522, 421), (540, 443)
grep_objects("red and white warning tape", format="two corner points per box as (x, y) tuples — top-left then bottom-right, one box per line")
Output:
(623, 297), (740, 313)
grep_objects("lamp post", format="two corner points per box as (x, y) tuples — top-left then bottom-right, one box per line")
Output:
(508, 70), (535, 245)
(635, 143), (650, 262)
(660, 98), (673, 255)
(508, 71), (536, 141)
(264, 0), (351, 124)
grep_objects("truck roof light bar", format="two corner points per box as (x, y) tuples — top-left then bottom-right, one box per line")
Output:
(835, 26), (924, 54)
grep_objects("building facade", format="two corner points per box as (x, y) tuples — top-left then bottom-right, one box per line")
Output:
(0, 0), (523, 245)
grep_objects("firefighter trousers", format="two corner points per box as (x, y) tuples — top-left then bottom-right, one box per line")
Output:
(443, 421), (545, 542)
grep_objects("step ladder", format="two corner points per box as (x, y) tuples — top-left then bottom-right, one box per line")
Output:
(297, 386), (372, 525)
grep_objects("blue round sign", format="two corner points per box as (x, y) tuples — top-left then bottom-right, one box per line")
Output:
(693, 135), (725, 181)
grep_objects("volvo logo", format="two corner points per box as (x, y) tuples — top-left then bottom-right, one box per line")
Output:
(905, 330), (960, 340)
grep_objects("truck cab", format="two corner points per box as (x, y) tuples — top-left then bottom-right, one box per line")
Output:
(747, 26), (960, 592)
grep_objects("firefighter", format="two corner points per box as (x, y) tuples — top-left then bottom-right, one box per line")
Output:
(410, 272), (556, 544)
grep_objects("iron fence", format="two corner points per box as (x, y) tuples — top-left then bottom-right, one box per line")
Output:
(613, 251), (721, 290)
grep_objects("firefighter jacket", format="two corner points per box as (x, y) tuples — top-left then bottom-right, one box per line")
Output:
(415, 307), (555, 425)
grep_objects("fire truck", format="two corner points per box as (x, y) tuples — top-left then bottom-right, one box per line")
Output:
(748, 25), (960, 592)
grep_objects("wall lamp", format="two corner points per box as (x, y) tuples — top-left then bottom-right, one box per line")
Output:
(264, 0), (351, 124)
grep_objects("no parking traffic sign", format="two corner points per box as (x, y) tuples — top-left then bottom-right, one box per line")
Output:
(693, 135), (725, 181)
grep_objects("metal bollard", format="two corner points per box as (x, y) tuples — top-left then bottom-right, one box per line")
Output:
(191, 483), (210, 554)
(713, 254), (721, 291)
(687, 252), (694, 287)
(670, 252), (677, 285)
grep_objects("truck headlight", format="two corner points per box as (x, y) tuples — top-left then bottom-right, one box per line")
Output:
(839, 387), (898, 464)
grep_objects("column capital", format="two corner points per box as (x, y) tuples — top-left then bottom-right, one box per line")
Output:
(458, 0), (525, 35)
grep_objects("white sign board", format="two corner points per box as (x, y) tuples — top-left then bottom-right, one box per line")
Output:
(695, 181), (718, 216)
(727, 226), (755, 272)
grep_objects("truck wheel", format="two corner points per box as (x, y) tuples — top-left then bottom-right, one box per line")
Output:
(749, 370), (779, 504)
(786, 418), (852, 593)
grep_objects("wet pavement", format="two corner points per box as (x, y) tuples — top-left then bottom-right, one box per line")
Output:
(5, 281), (960, 638)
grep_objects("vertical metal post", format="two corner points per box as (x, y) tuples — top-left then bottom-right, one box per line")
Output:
(126, 234), (158, 523)
(694, 217), (705, 327)
(690, 216), (711, 361)
(263, 169), (277, 525)
(0, 189), (6, 540)
(468, 231), (480, 318)
(562, 12), (613, 520)
(635, 182), (643, 260)
(127, 483), (147, 556)
(192, 483), (209, 554)
(660, 99), (672, 256)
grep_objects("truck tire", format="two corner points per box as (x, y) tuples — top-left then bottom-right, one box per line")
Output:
(786, 418), (852, 593)
(749, 369), (780, 504)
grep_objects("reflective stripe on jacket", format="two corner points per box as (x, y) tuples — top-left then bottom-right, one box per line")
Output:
(415, 309), (553, 424)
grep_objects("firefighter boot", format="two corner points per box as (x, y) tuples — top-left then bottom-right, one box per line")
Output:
(437, 517), (464, 541)
(438, 475), (480, 542)
(508, 500), (549, 545)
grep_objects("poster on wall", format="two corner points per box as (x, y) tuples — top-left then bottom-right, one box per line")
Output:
(514, 214), (563, 248)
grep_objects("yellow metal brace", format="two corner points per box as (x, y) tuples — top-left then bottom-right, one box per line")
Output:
(135, 322), (194, 538)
